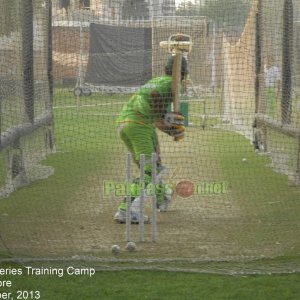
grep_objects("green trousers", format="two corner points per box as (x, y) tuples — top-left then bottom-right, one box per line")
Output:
(118, 122), (165, 208)
(119, 122), (157, 171)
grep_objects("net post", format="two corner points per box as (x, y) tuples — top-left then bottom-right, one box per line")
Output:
(126, 153), (132, 242)
(22, 0), (34, 124)
(255, 0), (262, 115)
(281, 0), (293, 124)
(48, 0), (53, 111)
(139, 154), (145, 242)
(151, 153), (157, 242)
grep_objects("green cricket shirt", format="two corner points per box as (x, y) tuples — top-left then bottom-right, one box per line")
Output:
(116, 76), (173, 125)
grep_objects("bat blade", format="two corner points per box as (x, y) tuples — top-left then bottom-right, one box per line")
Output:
(171, 52), (182, 113)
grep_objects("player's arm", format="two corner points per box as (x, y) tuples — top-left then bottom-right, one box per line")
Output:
(150, 90), (168, 132)
(150, 90), (170, 117)
(150, 91), (185, 140)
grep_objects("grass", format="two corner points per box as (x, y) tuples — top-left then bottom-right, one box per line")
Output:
(0, 89), (300, 298)
(0, 263), (300, 300)
(0, 88), (300, 263)
(209, 130), (300, 256)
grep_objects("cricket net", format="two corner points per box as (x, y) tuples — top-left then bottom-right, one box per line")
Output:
(0, 0), (299, 275)
(0, 0), (54, 197)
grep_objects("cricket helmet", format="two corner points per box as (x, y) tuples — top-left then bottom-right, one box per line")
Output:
(164, 55), (189, 79)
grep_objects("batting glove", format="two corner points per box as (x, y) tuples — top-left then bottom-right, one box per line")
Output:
(164, 124), (185, 141)
(164, 112), (185, 127)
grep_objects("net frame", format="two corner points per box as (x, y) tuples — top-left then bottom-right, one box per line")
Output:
(0, 0), (299, 275)
(0, 0), (54, 197)
(254, 0), (300, 186)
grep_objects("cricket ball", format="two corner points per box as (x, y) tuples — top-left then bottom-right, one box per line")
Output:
(175, 180), (195, 198)
(111, 244), (120, 255)
(125, 241), (137, 252)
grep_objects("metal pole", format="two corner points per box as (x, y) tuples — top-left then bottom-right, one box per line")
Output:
(79, 21), (83, 88)
(282, 0), (293, 124)
(139, 154), (145, 242)
(211, 23), (216, 94)
(151, 153), (157, 242)
(22, 0), (34, 124)
(126, 153), (132, 241)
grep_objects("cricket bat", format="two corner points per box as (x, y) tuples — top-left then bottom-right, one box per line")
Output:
(171, 52), (182, 114)
(171, 52), (183, 141)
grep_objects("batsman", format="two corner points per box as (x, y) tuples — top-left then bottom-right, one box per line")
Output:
(114, 33), (191, 224)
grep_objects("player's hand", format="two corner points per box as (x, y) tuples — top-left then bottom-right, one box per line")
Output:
(173, 125), (185, 141)
(164, 112), (184, 127)
(164, 124), (185, 141)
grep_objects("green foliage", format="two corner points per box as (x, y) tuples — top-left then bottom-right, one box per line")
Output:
(122, 0), (150, 20)
(176, 1), (201, 16)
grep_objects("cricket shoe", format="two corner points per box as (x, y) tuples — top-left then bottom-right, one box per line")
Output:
(157, 195), (172, 212)
(114, 209), (149, 224)
(130, 211), (150, 224)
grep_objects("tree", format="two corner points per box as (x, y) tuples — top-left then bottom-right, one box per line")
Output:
(176, 1), (200, 16)
(122, 0), (150, 20)
(176, 0), (251, 29)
